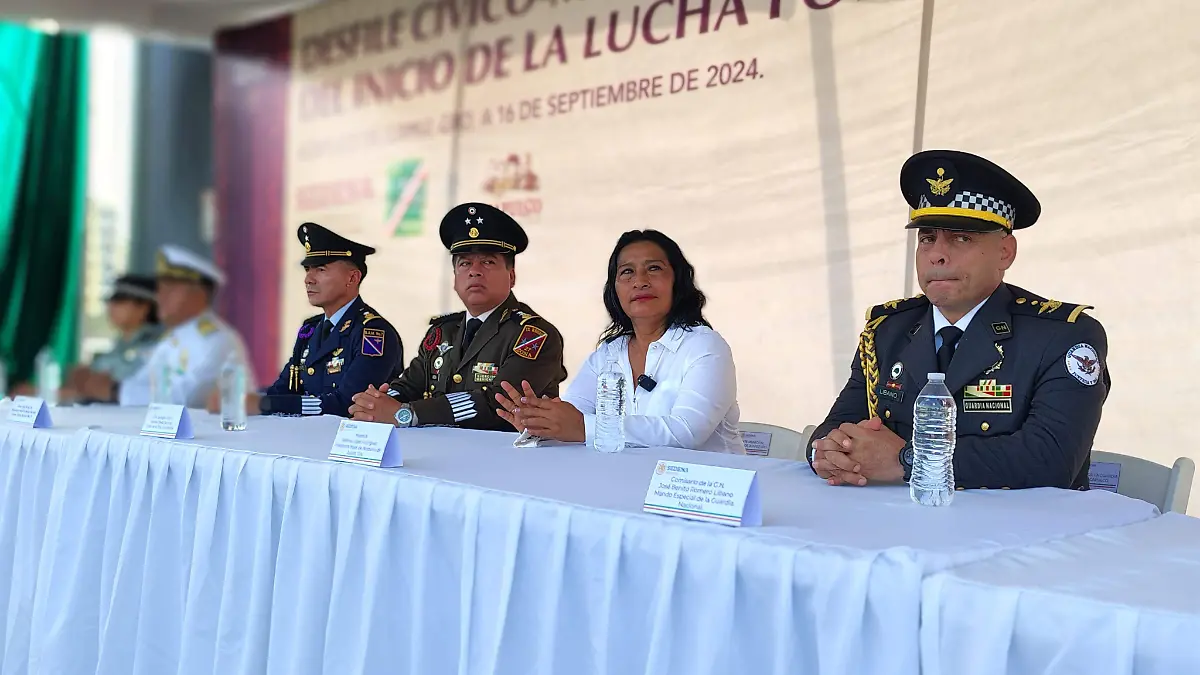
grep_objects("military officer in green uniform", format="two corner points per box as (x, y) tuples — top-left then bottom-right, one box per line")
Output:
(808, 150), (1110, 490)
(349, 202), (567, 430)
(64, 275), (163, 402)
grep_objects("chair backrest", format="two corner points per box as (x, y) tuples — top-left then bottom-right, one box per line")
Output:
(1090, 451), (1195, 513)
(739, 422), (816, 461)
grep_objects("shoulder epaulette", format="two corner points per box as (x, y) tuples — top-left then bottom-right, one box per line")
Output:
(865, 294), (929, 321)
(429, 312), (461, 326)
(197, 318), (218, 336)
(508, 309), (541, 325)
(361, 309), (383, 325)
(304, 313), (323, 325)
(1010, 295), (1093, 323)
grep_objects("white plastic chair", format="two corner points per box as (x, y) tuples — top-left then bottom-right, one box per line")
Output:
(1090, 451), (1195, 513)
(739, 422), (816, 461)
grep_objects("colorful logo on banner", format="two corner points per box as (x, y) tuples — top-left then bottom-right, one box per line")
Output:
(383, 158), (428, 237)
(484, 153), (543, 218)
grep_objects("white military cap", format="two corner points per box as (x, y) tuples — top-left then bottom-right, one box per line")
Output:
(156, 245), (225, 286)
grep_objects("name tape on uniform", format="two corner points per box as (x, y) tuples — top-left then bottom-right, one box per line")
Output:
(6, 396), (53, 428)
(329, 419), (403, 468)
(739, 430), (772, 456)
(140, 404), (195, 440)
(643, 460), (761, 527)
(1088, 461), (1121, 493)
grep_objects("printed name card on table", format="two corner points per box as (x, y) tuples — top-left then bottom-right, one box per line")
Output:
(643, 460), (761, 527)
(740, 430), (772, 457)
(329, 420), (403, 468)
(139, 404), (194, 440)
(6, 396), (53, 428)
(1088, 461), (1122, 493)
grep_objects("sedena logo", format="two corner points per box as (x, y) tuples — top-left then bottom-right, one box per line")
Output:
(656, 461), (666, 475)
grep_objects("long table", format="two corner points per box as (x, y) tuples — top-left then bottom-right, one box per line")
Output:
(0, 405), (1158, 675)
(921, 512), (1200, 675)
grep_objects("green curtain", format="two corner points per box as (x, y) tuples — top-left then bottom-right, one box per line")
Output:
(0, 26), (88, 385)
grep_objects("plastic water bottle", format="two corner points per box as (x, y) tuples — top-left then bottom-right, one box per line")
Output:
(148, 350), (173, 405)
(910, 372), (957, 506)
(36, 348), (61, 406)
(593, 357), (626, 453)
(219, 354), (248, 431)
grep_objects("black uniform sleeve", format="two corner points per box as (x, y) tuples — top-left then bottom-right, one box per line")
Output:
(952, 316), (1109, 489)
(807, 347), (870, 471)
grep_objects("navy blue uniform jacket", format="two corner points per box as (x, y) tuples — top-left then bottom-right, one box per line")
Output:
(260, 298), (403, 416)
(808, 283), (1110, 490)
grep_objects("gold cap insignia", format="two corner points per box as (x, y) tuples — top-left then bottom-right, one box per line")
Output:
(304, 240), (311, 252)
(468, 227), (479, 238)
(927, 167), (954, 197)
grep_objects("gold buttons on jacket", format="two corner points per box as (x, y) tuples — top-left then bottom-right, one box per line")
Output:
(453, 374), (463, 383)
(307, 367), (315, 375)
(884, 409), (891, 419)
(981, 422), (990, 431)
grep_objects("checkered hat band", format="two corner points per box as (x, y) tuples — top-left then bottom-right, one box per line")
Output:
(916, 192), (1016, 228)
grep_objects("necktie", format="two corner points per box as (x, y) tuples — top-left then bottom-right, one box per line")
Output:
(464, 318), (483, 348)
(319, 319), (333, 344)
(936, 326), (963, 373)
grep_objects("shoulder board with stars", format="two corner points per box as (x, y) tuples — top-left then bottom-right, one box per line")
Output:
(865, 295), (928, 321)
(429, 311), (462, 326)
(1010, 295), (1094, 323)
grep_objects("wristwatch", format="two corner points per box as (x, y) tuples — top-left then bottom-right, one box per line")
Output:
(898, 441), (914, 482)
(394, 405), (417, 428)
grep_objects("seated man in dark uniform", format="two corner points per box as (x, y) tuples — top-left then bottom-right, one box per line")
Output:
(349, 202), (567, 430)
(808, 150), (1110, 490)
(238, 223), (403, 417)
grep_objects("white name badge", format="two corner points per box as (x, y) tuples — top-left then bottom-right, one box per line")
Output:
(643, 460), (761, 527)
(740, 430), (772, 456)
(7, 396), (53, 428)
(329, 420), (403, 468)
(1088, 461), (1122, 493)
(139, 404), (195, 440)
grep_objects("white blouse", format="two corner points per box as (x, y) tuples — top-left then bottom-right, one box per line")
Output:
(562, 325), (745, 453)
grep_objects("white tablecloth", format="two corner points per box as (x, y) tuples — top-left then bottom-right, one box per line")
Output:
(0, 405), (1158, 675)
(921, 512), (1200, 675)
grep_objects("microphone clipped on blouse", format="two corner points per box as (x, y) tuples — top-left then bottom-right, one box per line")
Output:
(637, 374), (657, 392)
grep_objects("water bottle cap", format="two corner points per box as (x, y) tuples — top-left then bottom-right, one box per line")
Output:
(927, 372), (946, 382)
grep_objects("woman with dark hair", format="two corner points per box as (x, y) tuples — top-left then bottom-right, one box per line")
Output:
(62, 274), (163, 403)
(496, 230), (744, 452)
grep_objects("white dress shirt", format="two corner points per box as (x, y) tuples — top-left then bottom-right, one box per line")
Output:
(932, 297), (989, 351)
(119, 310), (247, 408)
(561, 325), (745, 453)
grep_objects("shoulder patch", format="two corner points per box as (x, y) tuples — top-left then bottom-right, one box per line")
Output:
(1010, 295), (1093, 323)
(866, 295), (929, 321)
(513, 324), (549, 360)
(362, 327), (386, 357)
(197, 318), (217, 336)
(430, 312), (461, 326)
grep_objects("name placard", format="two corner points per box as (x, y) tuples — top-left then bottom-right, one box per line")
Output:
(643, 460), (761, 527)
(1088, 461), (1122, 493)
(329, 420), (403, 468)
(7, 396), (53, 428)
(740, 430), (772, 456)
(140, 404), (195, 440)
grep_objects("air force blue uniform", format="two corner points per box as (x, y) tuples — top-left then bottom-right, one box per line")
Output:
(260, 297), (402, 416)
(259, 221), (403, 417)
